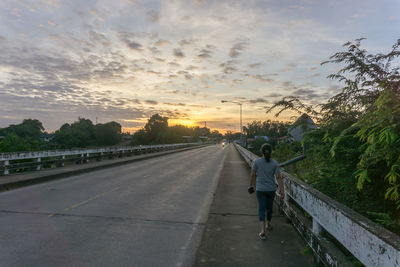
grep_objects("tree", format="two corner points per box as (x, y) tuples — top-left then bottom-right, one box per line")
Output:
(54, 118), (96, 148)
(0, 134), (32, 152)
(144, 114), (169, 144)
(95, 121), (122, 146)
(268, 38), (400, 231)
(0, 119), (45, 151)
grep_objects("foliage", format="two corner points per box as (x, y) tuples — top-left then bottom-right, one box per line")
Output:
(53, 118), (122, 148)
(94, 121), (122, 146)
(132, 114), (223, 145)
(269, 38), (400, 233)
(54, 118), (96, 148)
(0, 119), (45, 151)
(251, 137), (268, 156)
(0, 133), (33, 152)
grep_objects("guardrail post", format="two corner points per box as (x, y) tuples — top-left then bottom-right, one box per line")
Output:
(312, 218), (323, 236)
(4, 160), (9, 175)
(86, 153), (89, 163)
(36, 157), (41, 171)
(60, 155), (65, 167)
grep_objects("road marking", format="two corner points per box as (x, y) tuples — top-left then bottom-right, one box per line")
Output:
(48, 186), (121, 217)
(62, 186), (121, 212)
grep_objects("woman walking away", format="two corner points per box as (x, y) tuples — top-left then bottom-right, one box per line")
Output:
(249, 143), (284, 240)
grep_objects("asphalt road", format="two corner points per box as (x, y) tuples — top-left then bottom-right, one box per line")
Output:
(0, 144), (228, 267)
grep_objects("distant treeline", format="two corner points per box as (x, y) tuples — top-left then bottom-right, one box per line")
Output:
(0, 118), (123, 152)
(0, 114), (228, 152)
(131, 114), (223, 145)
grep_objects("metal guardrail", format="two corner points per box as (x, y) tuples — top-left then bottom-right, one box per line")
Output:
(234, 143), (400, 267)
(0, 143), (199, 176)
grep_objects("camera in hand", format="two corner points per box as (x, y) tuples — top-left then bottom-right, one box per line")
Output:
(248, 186), (255, 194)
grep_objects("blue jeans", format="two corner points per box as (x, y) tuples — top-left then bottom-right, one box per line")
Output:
(256, 190), (276, 222)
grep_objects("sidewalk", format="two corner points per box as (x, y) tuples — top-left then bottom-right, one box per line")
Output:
(194, 144), (315, 267)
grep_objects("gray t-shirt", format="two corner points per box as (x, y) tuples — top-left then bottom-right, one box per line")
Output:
(251, 157), (280, 192)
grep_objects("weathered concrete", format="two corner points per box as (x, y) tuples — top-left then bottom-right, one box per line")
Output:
(194, 144), (315, 266)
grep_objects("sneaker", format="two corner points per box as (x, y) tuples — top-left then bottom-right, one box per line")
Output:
(258, 232), (266, 240)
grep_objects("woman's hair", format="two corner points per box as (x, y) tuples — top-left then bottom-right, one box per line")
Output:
(260, 143), (272, 162)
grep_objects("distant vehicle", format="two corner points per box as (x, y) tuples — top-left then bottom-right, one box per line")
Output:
(221, 139), (227, 147)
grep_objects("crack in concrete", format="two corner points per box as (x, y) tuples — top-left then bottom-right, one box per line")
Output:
(209, 212), (286, 217)
(0, 209), (205, 226)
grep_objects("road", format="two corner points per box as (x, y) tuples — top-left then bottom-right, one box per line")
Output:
(0, 145), (228, 267)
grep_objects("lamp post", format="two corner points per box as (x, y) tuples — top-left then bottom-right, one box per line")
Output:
(221, 100), (243, 145)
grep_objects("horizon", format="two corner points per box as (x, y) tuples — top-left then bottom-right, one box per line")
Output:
(1, 0), (399, 133)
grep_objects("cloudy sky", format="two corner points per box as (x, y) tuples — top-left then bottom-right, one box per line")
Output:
(0, 0), (399, 133)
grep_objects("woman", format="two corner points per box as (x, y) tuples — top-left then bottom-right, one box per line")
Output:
(249, 143), (284, 240)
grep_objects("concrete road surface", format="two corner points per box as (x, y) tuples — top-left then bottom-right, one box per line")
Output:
(0, 145), (228, 267)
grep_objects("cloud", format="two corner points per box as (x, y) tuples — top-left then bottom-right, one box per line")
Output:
(173, 48), (185, 58)
(248, 98), (270, 104)
(154, 39), (171, 46)
(154, 57), (165, 62)
(168, 61), (181, 67)
(229, 40), (248, 58)
(163, 102), (186, 106)
(197, 48), (213, 58)
(119, 33), (143, 51)
(179, 38), (196, 46)
(265, 93), (283, 98)
(248, 63), (264, 69)
(194, 0), (207, 6)
(177, 70), (193, 80)
(148, 47), (161, 54)
(219, 60), (238, 74)
(250, 74), (275, 83)
(147, 10), (161, 22)
(282, 63), (297, 72)
(125, 40), (143, 51)
(306, 73), (321, 78)
(145, 100), (158, 105)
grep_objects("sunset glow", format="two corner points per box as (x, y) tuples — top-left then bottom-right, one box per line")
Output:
(0, 0), (398, 133)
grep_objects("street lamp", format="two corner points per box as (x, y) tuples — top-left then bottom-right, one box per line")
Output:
(221, 100), (243, 145)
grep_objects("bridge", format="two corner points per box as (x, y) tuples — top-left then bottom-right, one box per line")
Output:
(0, 144), (399, 266)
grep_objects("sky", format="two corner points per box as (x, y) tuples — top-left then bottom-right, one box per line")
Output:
(0, 0), (399, 133)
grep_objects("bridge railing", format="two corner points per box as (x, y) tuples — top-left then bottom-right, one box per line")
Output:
(234, 143), (400, 267)
(0, 143), (199, 176)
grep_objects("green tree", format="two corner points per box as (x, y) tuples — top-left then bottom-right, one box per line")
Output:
(95, 121), (122, 146)
(144, 114), (169, 144)
(268, 38), (400, 232)
(0, 134), (32, 152)
(54, 118), (96, 148)
(0, 119), (45, 151)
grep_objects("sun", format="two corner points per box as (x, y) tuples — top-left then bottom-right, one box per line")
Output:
(169, 119), (196, 127)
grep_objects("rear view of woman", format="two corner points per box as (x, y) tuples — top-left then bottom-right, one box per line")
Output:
(249, 143), (284, 240)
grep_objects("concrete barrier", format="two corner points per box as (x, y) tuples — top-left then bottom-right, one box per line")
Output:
(0, 143), (199, 175)
(234, 143), (400, 267)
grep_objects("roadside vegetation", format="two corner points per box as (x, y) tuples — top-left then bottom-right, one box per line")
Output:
(0, 115), (225, 152)
(267, 39), (400, 234)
